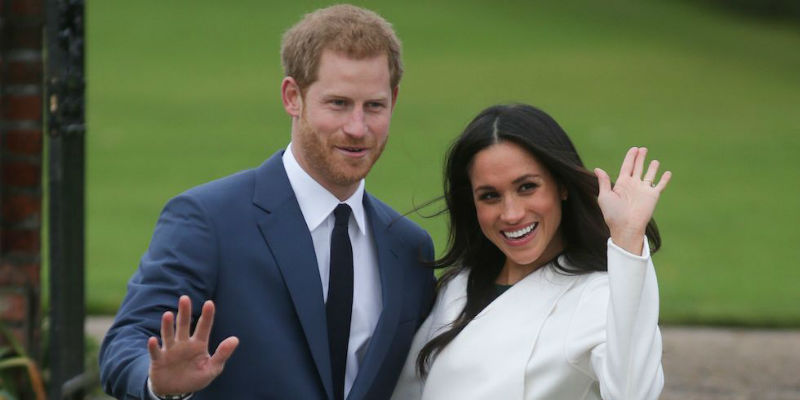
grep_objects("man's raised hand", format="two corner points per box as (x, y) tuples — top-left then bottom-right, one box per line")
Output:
(147, 295), (239, 396)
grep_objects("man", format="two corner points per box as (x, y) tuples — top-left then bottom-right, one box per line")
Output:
(99, 5), (435, 399)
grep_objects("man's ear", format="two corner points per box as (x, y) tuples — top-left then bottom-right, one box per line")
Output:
(390, 86), (399, 111)
(281, 77), (302, 117)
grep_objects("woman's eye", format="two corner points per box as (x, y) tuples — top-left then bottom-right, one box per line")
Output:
(519, 182), (538, 192)
(478, 192), (499, 201)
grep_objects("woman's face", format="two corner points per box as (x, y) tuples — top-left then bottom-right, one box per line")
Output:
(469, 141), (565, 273)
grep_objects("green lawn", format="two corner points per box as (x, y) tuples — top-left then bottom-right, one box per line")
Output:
(83, 0), (800, 325)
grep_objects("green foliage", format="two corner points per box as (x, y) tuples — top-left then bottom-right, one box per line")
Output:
(0, 319), (108, 399)
(0, 322), (45, 400)
(82, 0), (800, 325)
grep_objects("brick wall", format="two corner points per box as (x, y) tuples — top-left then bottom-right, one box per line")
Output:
(0, 0), (44, 355)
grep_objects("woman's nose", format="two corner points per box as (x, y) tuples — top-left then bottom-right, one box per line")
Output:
(500, 196), (524, 223)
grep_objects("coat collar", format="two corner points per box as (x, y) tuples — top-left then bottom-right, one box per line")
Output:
(282, 143), (368, 234)
(423, 265), (577, 399)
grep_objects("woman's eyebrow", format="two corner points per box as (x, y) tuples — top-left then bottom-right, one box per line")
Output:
(512, 174), (540, 184)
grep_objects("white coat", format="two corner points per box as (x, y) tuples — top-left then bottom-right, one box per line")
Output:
(391, 239), (664, 400)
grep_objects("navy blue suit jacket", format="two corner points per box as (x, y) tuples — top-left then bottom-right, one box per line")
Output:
(99, 151), (436, 399)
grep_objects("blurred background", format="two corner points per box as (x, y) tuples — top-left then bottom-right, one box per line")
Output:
(82, 0), (799, 328)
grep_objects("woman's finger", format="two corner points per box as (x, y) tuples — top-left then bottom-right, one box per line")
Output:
(632, 147), (647, 179)
(643, 159), (659, 186)
(618, 147), (638, 178)
(654, 171), (672, 192)
(594, 168), (612, 195)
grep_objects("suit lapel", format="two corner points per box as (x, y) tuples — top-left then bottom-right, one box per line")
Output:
(252, 151), (334, 400)
(347, 194), (404, 399)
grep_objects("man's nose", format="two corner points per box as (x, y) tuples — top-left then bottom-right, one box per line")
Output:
(342, 108), (367, 138)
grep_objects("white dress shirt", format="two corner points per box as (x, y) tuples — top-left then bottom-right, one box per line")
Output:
(283, 143), (383, 397)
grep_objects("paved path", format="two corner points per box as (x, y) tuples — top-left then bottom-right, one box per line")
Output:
(87, 317), (800, 399)
(661, 327), (800, 400)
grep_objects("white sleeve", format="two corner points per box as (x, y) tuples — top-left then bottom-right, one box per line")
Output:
(590, 238), (664, 400)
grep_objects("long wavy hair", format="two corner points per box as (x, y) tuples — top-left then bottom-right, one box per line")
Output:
(416, 104), (661, 376)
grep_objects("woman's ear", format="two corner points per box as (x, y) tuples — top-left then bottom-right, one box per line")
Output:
(560, 186), (568, 201)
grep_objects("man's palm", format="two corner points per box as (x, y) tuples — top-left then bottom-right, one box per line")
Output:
(147, 296), (239, 396)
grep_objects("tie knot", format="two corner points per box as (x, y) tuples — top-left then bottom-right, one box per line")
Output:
(333, 204), (351, 227)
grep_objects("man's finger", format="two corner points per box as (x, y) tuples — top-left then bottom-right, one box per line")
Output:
(147, 336), (161, 361)
(175, 295), (192, 341)
(210, 336), (240, 372)
(193, 300), (215, 343)
(161, 311), (175, 349)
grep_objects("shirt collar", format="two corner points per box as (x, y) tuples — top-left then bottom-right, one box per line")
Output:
(283, 143), (367, 234)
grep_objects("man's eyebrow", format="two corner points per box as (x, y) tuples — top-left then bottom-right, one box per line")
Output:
(321, 94), (348, 100)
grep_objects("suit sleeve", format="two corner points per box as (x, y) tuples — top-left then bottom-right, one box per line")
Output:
(391, 270), (467, 400)
(99, 194), (219, 399)
(588, 238), (664, 400)
(391, 284), (441, 400)
(418, 232), (437, 324)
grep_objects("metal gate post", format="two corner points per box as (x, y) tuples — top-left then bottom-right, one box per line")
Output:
(45, 0), (86, 398)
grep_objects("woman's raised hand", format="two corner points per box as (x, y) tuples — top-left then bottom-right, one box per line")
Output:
(594, 147), (671, 255)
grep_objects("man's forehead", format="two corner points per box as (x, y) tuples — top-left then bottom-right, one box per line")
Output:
(317, 49), (390, 72)
(309, 50), (392, 96)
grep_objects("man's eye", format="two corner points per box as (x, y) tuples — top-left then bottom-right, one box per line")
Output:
(330, 99), (347, 107)
(367, 102), (386, 110)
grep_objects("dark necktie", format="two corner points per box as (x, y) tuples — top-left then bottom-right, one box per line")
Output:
(327, 203), (353, 400)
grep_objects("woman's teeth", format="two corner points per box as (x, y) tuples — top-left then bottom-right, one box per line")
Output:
(503, 223), (537, 239)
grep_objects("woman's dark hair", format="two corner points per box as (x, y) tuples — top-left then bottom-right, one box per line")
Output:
(416, 104), (661, 376)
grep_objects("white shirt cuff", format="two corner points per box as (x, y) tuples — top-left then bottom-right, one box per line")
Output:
(147, 377), (193, 400)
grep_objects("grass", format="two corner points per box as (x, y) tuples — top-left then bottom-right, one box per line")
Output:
(82, 0), (800, 325)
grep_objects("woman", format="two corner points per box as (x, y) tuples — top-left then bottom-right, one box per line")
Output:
(392, 104), (670, 400)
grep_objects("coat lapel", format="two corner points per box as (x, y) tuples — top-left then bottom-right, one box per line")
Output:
(252, 151), (334, 400)
(347, 194), (404, 399)
(423, 265), (576, 400)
